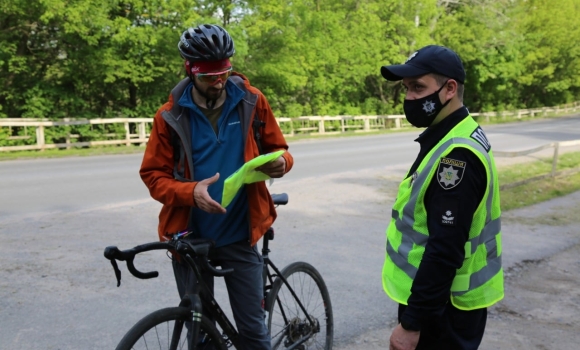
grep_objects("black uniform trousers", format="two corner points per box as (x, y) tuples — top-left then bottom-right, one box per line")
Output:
(398, 303), (487, 350)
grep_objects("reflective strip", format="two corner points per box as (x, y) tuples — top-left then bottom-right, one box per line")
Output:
(452, 254), (502, 296)
(387, 134), (501, 290)
(388, 209), (428, 280)
(467, 218), (501, 256)
(386, 239), (417, 279)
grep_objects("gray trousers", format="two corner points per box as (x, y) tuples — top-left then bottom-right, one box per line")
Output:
(172, 240), (271, 350)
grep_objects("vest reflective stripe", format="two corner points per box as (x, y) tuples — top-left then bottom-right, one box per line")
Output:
(466, 218), (500, 256)
(388, 137), (498, 283)
(383, 116), (503, 310)
(389, 217), (502, 287)
(452, 236), (502, 295)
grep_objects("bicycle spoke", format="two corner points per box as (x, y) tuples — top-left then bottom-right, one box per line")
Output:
(268, 266), (331, 350)
(126, 319), (189, 350)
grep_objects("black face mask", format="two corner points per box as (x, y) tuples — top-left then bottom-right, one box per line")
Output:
(403, 82), (450, 128)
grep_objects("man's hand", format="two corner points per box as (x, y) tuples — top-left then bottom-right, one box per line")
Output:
(193, 173), (227, 214)
(256, 155), (286, 178)
(389, 324), (420, 350)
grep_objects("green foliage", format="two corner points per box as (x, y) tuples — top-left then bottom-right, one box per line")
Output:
(0, 0), (578, 129)
(499, 152), (580, 211)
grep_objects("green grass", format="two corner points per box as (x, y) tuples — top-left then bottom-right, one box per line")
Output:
(498, 152), (580, 183)
(498, 152), (580, 211)
(0, 145), (146, 160)
(500, 172), (580, 211)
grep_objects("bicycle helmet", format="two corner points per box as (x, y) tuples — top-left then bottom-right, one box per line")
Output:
(178, 24), (235, 61)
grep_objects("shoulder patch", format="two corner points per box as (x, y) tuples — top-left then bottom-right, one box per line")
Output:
(437, 158), (466, 190)
(470, 126), (491, 152)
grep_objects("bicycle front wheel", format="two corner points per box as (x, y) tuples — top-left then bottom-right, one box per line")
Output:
(266, 262), (333, 349)
(115, 307), (227, 350)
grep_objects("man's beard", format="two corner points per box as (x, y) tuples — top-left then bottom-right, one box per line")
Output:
(195, 81), (225, 102)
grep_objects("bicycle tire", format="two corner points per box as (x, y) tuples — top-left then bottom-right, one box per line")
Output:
(266, 261), (333, 349)
(115, 307), (227, 350)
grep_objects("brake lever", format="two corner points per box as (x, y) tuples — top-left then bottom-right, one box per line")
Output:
(109, 259), (122, 287)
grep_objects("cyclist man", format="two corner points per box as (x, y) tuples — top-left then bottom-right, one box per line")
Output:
(380, 45), (503, 350)
(140, 24), (293, 349)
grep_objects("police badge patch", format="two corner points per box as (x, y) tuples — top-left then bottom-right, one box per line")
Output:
(437, 158), (466, 190)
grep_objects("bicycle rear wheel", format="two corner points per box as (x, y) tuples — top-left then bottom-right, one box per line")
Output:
(266, 262), (333, 349)
(115, 307), (227, 350)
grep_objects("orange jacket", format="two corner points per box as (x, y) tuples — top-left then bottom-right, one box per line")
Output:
(140, 73), (293, 246)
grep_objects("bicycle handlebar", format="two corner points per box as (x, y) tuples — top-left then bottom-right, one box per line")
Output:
(103, 238), (233, 287)
(104, 193), (288, 286)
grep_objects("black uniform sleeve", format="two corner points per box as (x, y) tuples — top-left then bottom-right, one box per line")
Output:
(400, 147), (487, 330)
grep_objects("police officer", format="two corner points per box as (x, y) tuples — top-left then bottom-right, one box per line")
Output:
(380, 45), (504, 350)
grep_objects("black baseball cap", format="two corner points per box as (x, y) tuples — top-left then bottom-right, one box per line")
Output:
(381, 45), (466, 84)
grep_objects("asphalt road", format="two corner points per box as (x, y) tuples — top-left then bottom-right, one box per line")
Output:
(0, 115), (579, 349)
(2, 115), (580, 220)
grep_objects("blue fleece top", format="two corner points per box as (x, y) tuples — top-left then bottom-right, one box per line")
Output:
(178, 80), (249, 247)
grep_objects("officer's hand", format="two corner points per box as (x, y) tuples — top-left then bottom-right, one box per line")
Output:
(389, 324), (420, 350)
(194, 173), (227, 214)
(256, 156), (286, 178)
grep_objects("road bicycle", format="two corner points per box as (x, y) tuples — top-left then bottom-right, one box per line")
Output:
(104, 193), (333, 350)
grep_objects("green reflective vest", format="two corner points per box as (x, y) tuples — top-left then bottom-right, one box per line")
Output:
(382, 116), (504, 310)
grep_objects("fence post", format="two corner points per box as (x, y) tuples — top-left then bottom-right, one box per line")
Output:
(124, 122), (131, 146)
(36, 125), (45, 151)
(318, 118), (325, 134)
(551, 142), (560, 177)
(63, 118), (71, 149)
(138, 122), (146, 146)
(363, 117), (370, 132)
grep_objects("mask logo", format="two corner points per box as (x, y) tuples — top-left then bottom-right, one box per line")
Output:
(403, 81), (450, 128)
(422, 100), (436, 115)
(437, 157), (466, 190)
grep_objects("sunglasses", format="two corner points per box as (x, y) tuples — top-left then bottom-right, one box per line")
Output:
(195, 68), (233, 85)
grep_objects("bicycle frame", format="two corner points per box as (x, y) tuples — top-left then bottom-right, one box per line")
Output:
(181, 227), (321, 350)
(181, 252), (242, 349)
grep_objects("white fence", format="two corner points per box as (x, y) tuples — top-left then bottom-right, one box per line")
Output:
(1, 102), (579, 152)
(0, 118), (150, 152)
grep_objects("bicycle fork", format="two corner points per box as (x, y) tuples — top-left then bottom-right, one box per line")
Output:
(177, 293), (203, 350)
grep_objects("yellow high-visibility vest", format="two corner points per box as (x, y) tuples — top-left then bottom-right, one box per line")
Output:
(382, 116), (504, 310)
